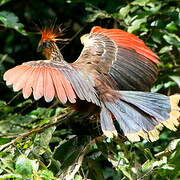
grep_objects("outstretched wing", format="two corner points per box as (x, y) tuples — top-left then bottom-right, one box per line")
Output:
(75, 26), (159, 91)
(3, 60), (99, 105)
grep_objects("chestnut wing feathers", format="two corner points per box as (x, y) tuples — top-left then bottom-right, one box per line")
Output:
(76, 29), (158, 91)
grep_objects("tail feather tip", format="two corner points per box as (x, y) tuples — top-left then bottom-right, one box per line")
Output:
(103, 130), (118, 138)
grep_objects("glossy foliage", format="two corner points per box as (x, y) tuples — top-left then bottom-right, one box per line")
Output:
(0, 0), (179, 179)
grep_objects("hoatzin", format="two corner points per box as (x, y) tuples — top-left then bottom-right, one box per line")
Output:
(3, 26), (180, 142)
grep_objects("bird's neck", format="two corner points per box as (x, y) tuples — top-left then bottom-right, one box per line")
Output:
(43, 42), (64, 61)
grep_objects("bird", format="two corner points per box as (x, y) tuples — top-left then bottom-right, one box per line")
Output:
(3, 26), (180, 142)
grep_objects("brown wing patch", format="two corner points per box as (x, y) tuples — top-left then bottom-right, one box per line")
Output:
(109, 47), (158, 90)
(77, 29), (158, 91)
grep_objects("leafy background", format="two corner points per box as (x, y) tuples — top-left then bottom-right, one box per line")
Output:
(0, 0), (179, 179)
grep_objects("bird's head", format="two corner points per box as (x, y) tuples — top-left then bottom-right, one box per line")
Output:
(37, 27), (68, 59)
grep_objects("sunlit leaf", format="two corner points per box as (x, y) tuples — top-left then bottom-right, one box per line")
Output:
(15, 155), (33, 177)
(74, 175), (83, 180)
(159, 46), (173, 54)
(0, 0), (12, 6)
(161, 164), (174, 170)
(30, 107), (54, 119)
(0, 100), (6, 106)
(169, 75), (180, 87)
(39, 170), (57, 180)
(0, 11), (27, 35)
(166, 21), (178, 31)
(131, 0), (150, 6)
(164, 81), (176, 88)
(119, 5), (130, 18)
(0, 174), (22, 179)
(163, 33), (180, 47)
(86, 10), (110, 22)
(142, 156), (168, 172)
(128, 17), (147, 33)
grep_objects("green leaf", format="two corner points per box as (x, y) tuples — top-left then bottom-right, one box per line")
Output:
(74, 175), (83, 180)
(86, 10), (110, 22)
(0, 138), (11, 145)
(142, 156), (168, 172)
(0, 100), (6, 107)
(85, 4), (110, 22)
(159, 46), (173, 54)
(15, 155), (33, 177)
(39, 170), (57, 180)
(33, 125), (56, 154)
(128, 17), (147, 33)
(119, 5), (130, 18)
(0, 174), (22, 179)
(169, 75), (180, 87)
(151, 84), (163, 92)
(163, 33), (180, 47)
(0, 151), (15, 171)
(16, 99), (33, 108)
(0, 0), (12, 6)
(53, 136), (84, 170)
(30, 107), (54, 118)
(151, 31), (162, 44)
(164, 81), (176, 88)
(0, 11), (27, 35)
(166, 21), (178, 31)
(161, 164), (174, 170)
(131, 0), (150, 6)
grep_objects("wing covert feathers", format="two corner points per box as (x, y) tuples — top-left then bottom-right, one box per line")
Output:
(3, 61), (99, 105)
(79, 26), (158, 91)
(110, 47), (158, 90)
(91, 26), (159, 63)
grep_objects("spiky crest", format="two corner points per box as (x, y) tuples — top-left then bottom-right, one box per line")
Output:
(40, 26), (65, 43)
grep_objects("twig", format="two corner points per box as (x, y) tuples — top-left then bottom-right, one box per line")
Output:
(155, 138), (180, 158)
(0, 111), (75, 152)
(159, 65), (180, 72)
(61, 135), (106, 180)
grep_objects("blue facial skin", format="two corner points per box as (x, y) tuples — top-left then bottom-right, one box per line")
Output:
(37, 41), (51, 52)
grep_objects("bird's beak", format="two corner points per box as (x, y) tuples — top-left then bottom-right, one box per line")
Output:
(37, 43), (43, 52)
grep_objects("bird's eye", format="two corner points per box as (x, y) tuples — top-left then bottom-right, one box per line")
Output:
(43, 41), (50, 48)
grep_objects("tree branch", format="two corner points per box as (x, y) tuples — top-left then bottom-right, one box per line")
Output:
(0, 111), (75, 152)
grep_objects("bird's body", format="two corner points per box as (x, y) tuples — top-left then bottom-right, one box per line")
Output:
(4, 26), (180, 141)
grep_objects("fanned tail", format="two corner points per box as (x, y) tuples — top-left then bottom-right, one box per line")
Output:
(100, 91), (180, 142)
